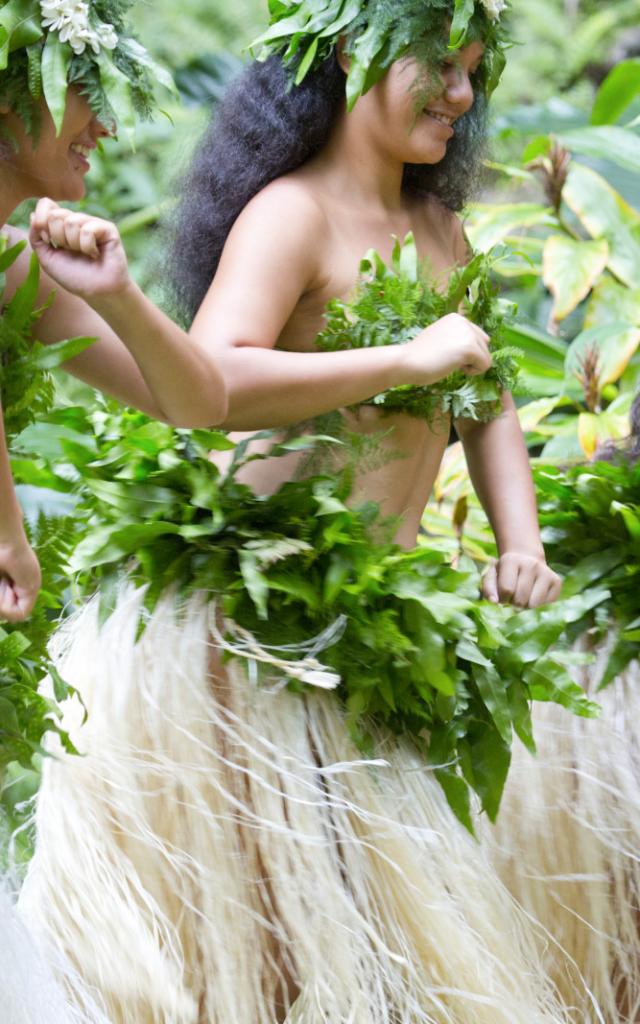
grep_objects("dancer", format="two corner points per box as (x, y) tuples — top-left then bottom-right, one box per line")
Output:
(20, 2), (575, 1022)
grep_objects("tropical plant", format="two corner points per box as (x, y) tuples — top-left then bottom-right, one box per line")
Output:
(465, 63), (640, 462)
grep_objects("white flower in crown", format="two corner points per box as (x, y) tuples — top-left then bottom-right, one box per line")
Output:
(40, 0), (118, 55)
(480, 0), (508, 20)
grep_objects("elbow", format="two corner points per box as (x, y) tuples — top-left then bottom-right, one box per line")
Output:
(162, 394), (229, 430)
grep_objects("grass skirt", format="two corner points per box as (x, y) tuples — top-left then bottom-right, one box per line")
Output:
(485, 639), (640, 1022)
(19, 585), (571, 1024)
(0, 882), (110, 1024)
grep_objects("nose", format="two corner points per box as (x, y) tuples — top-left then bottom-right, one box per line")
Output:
(91, 115), (114, 140)
(442, 66), (475, 112)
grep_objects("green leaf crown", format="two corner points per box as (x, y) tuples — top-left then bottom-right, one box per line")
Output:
(250, 0), (511, 111)
(0, 0), (176, 142)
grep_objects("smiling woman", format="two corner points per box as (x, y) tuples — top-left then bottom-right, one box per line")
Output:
(0, 0), (230, 622)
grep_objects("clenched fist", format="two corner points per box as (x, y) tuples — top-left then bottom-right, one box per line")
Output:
(0, 531), (41, 622)
(29, 198), (131, 299)
(482, 552), (562, 609)
(397, 312), (492, 388)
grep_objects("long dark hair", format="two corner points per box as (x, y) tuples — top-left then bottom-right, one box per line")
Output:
(165, 54), (487, 325)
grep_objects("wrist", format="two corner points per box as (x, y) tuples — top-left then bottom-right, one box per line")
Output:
(86, 277), (137, 313)
(498, 544), (546, 561)
(0, 513), (27, 546)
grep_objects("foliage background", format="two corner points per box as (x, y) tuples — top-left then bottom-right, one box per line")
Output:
(3, 0), (640, 865)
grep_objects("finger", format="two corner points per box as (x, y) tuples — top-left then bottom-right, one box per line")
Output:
(527, 572), (554, 609)
(0, 579), (23, 622)
(47, 213), (72, 249)
(78, 221), (101, 259)
(513, 564), (537, 608)
(481, 563), (499, 603)
(496, 556), (519, 604)
(545, 572), (562, 604)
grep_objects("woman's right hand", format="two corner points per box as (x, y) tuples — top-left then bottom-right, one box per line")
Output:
(397, 313), (492, 386)
(0, 530), (41, 622)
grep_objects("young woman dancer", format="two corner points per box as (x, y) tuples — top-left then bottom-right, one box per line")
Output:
(0, 0), (231, 624)
(19, 2), (572, 1022)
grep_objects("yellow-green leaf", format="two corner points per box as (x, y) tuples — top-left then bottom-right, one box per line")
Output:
(465, 203), (557, 253)
(543, 235), (609, 322)
(563, 163), (640, 288)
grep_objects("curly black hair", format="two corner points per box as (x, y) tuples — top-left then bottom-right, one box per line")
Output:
(165, 53), (488, 325)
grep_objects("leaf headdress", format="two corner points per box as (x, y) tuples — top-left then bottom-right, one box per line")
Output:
(251, 0), (511, 111)
(0, 0), (175, 142)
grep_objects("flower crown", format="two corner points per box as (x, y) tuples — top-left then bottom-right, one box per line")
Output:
(251, 0), (511, 111)
(0, 0), (175, 141)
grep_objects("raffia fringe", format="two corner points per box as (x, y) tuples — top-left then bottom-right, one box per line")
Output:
(485, 635), (640, 1023)
(17, 584), (571, 1023)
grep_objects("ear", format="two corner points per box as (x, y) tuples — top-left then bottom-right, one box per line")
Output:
(336, 36), (351, 75)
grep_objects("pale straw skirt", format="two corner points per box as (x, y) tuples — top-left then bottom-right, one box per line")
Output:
(19, 585), (572, 1024)
(485, 637), (640, 1023)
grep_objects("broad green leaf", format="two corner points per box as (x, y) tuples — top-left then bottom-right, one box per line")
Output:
(543, 235), (608, 322)
(501, 321), (565, 397)
(611, 500), (640, 540)
(0, 0), (42, 69)
(449, 0), (474, 49)
(592, 60), (640, 126)
(96, 52), (137, 147)
(584, 275), (640, 332)
(469, 724), (511, 822)
(41, 32), (70, 136)
(563, 163), (640, 288)
(559, 126), (640, 174)
(473, 664), (512, 744)
(465, 203), (557, 252)
(517, 396), (561, 432)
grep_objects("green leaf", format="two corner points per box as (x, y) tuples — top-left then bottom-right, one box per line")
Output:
(0, 0), (42, 70)
(473, 664), (512, 745)
(543, 235), (608, 323)
(29, 336), (96, 370)
(469, 724), (511, 822)
(559, 126), (640, 173)
(96, 52), (137, 147)
(465, 203), (556, 252)
(294, 35), (319, 84)
(592, 59), (640, 126)
(41, 32), (70, 136)
(563, 163), (640, 288)
(449, 0), (475, 49)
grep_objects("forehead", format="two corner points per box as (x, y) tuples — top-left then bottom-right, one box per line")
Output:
(460, 40), (486, 62)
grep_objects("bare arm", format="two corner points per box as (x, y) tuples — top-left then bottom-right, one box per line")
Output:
(0, 408), (40, 620)
(14, 208), (229, 427)
(190, 183), (491, 431)
(455, 394), (561, 607)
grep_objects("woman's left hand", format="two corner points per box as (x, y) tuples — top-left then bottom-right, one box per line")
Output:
(29, 198), (131, 300)
(482, 552), (562, 609)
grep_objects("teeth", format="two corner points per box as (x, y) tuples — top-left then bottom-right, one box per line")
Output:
(426, 111), (454, 126)
(70, 144), (91, 158)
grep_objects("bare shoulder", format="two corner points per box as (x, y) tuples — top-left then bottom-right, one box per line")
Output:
(235, 174), (328, 241)
(218, 174), (329, 292)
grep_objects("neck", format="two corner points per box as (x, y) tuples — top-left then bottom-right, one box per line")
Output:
(312, 105), (406, 213)
(0, 166), (29, 227)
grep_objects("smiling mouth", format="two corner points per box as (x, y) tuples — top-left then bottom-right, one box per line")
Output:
(69, 143), (93, 165)
(423, 110), (456, 128)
